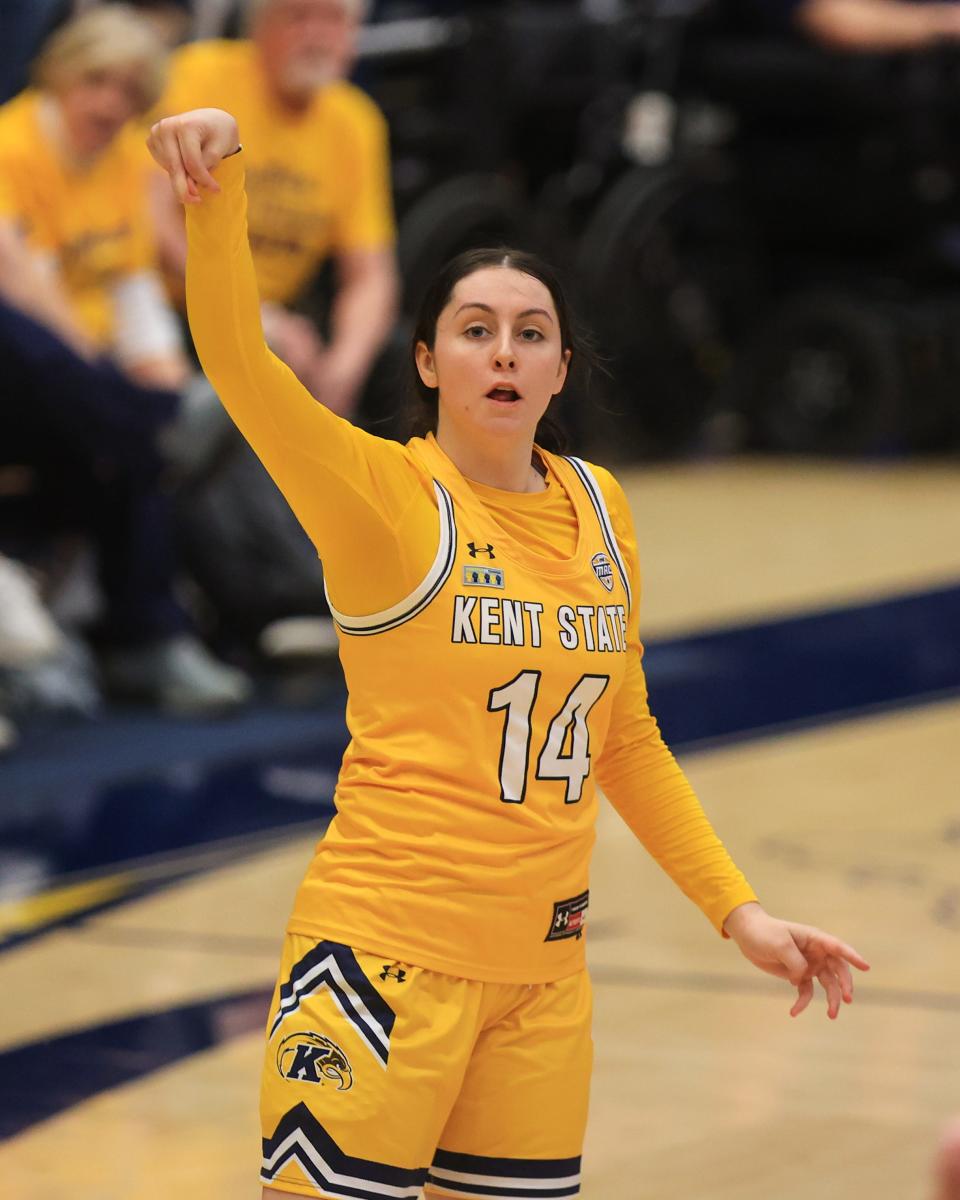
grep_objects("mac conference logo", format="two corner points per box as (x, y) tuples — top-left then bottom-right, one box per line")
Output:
(591, 552), (614, 592)
(276, 1032), (354, 1090)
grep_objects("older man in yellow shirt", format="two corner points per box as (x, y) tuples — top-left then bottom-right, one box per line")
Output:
(154, 0), (399, 420)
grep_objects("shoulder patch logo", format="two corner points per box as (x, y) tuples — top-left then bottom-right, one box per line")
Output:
(591, 552), (614, 592)
(277, 1032), (353, 1090)
(463, 565), (505, 589)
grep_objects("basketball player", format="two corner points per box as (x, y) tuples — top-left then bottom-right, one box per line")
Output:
(148, 108), (871, 1200)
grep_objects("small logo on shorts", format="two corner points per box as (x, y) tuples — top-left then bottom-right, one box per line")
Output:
(277, 1032), (353, 1090)
(591, 552), (614, 592)
(545, 890), (589, 942)
(379, 965), (407, 983)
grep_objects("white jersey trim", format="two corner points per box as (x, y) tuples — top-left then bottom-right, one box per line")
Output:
(325, 480), (456, 636)
(564, 457), (633, 614)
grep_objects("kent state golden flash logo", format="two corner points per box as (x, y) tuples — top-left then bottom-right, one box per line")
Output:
(277, 1032), (354, 1090)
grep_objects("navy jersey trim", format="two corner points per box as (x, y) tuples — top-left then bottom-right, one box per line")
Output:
(326, 480), (457, 636)
(262, 1103), (428, 1198)
(564, 457), (632, 613)
(268, 940), (395, 1068)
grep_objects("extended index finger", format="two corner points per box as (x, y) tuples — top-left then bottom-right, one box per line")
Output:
(842, 945), (870, 971)
(802, 926), (871, 972)
(827, 938), (870, 972)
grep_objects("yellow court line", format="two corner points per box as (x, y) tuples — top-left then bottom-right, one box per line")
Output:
(0, 822), (323, 945)
(0, 873), (136, 941)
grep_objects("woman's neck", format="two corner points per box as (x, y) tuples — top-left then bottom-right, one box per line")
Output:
(435, 424), (546, 493)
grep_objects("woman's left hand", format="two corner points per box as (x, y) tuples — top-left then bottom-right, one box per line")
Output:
(723, 902), (871, 1019)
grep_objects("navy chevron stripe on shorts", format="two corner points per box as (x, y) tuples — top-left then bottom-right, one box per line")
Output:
(427, 1148), (582, 1198)
(262, 1103), (427, 1199)
(268, 940), (396, 1067)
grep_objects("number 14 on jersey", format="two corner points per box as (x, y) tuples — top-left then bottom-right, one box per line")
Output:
(487, 671), (610, 805)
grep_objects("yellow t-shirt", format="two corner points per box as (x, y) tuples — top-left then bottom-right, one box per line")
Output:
(185, 152), (759, 983)
(0, 90), (155, 348)
(157, 40), (395, 304)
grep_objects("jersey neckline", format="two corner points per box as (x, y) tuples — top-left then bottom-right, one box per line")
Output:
(417, 434), (594, 578)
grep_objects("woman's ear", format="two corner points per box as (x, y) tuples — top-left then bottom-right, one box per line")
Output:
(553, 348), (572, 396)
(415, 341), (438, 389)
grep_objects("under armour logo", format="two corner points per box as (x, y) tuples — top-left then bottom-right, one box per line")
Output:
(379, 965), (407, 983)
(554, 912), (569, 929)
(468, 542), (495, 559)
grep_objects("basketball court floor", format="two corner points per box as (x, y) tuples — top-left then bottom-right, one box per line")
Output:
(1, 455), (959, 1199)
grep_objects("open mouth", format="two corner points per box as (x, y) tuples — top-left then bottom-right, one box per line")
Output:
(486, 386), (521, 402)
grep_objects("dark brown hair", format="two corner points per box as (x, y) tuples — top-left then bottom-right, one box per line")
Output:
(408, 247), (599, 454)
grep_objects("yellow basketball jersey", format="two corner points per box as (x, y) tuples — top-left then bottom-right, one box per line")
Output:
(185, 152), (760, 987)
(288, 437), (633, 983)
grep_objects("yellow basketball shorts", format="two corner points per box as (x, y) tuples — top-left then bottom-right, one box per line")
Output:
(260, 934), (593, 1198)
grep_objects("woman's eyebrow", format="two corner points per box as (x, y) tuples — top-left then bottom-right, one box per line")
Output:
(454, 302), (554, 322)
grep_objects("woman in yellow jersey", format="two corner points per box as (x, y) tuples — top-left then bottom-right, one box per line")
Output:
(0, 6), (189, 387)
(148, 108), (871, 1200)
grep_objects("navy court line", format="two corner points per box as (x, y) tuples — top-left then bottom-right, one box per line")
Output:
(0, 987), (273, 1142)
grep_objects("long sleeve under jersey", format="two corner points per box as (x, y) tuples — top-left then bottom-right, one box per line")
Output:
(185, 152), (758, 981)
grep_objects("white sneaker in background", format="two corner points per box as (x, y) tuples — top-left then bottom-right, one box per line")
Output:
(0, 554), (62, 668)
(101, 633), (253, 715)
(4, 633), (102, 719)
(259, 616), (339, 659)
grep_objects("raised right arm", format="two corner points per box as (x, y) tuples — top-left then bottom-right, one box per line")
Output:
(149, 110), (431, 614)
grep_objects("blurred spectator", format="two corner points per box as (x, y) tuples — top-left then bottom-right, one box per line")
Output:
(0, 6), (253, 715)
(0, 5), (190, 388)
(153, 0), (399, 420)
(775, 0), (960, 51)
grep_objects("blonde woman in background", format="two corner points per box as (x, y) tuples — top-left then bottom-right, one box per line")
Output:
(0, 4), (189, 387)
(0, 7), (252, 714)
